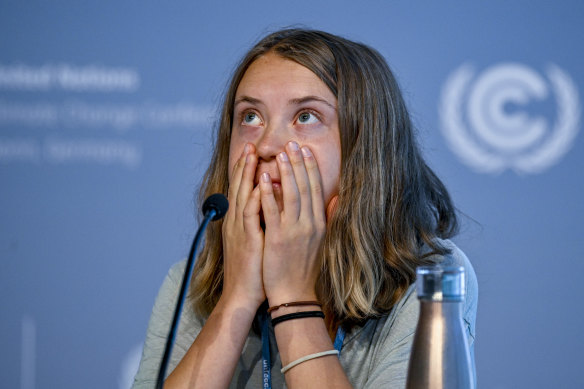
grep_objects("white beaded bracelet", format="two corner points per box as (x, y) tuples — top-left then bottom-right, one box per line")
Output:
(280, 350), (340, 374)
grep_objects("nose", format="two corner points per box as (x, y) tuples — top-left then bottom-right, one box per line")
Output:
(255, 122), (289, 162)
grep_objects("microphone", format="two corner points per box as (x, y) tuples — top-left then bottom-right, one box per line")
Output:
(156, 193), (228, 389)
(202, 193), (229, 221)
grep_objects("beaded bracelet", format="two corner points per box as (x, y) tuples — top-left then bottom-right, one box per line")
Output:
(271, 310), (325, 327)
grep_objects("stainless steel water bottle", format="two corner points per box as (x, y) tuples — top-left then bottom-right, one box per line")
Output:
(406, 266), (474, 389)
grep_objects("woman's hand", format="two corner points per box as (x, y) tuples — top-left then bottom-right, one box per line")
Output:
(221, 143), (265, 309)
(260, 141), (327, 306)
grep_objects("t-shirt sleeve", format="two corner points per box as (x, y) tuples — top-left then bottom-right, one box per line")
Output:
(360, 285), (419, 388)
(132, 260), (200, 388)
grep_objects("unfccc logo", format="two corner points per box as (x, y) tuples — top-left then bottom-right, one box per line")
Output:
(439, 63), (581, 174)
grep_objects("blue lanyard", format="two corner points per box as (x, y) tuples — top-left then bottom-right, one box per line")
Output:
(260, 311), (272, 389)
(260, 313), (346, 389)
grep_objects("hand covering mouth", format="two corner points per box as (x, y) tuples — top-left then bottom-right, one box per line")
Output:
(254, 177), (282, 191)
(253, 168), (281, 187)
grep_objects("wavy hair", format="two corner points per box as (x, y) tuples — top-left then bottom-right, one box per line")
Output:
(190, 28), (458, 324)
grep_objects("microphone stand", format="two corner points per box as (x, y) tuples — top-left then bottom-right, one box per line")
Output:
(155, 193), (227, 389)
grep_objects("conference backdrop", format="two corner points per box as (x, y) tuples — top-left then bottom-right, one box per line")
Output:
(1, 1), (582, 388)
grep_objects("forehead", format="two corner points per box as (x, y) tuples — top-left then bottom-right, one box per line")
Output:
(235, 53), (336, 102)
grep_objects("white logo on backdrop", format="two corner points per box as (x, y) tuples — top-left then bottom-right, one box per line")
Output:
(439, 63), (581, 174)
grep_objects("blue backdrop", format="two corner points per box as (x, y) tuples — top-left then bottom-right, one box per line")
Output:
(1, 1), (583, 388)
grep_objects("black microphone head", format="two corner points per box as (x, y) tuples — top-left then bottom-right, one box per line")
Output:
(202, 193), (229, 221)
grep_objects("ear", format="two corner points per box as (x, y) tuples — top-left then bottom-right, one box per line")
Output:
(326, 195), (339, 222)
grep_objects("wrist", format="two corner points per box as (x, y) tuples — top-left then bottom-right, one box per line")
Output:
(216, 293), (263, 320)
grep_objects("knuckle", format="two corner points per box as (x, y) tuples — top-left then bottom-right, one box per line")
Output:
(260, 182), (274, 195)
(297, 184), (309, 196)
(291, 157), (304, 168)
(266, 205), (279, 216)
(307, 164), (322, 180)
(298, 221), (315, 236)
(261, 188), (274, 199)
(271, 235), (284, 247)
(242, 206), (255, 218)
(279, 163), (293, 177)
(311, 183), (323, 195)
(235, 195), (244, 208)
(227, 184), (236, 197)
(287, 188), (300, 201)
(315, 219), (326, 233)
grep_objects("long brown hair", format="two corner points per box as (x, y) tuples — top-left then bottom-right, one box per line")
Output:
(190, 28), (458, 323)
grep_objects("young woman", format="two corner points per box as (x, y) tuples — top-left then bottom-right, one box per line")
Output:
(133, 28), (478, 388)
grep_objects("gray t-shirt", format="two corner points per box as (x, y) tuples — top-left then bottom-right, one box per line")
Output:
(133, 239), (477, 388)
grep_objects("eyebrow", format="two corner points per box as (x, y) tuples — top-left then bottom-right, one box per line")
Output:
(290, 96), (336, 110)
(234, 95), (336, 111)
(234, 95), (262, 107)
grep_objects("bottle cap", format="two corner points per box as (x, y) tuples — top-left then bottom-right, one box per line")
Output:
(416, 266), (465, 302)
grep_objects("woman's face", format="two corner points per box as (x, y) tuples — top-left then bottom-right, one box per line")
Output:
(229, 53), (341, 212)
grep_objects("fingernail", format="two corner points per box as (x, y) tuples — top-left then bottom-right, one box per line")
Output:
(244, 143), (251, 154)
(278, 152), (289, 162)
(288, 141), (299, 151)
(301, 146), (312, 157)
(261, 172), (270, 182)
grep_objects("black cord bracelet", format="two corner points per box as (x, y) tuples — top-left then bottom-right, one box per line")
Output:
(271, 310), (325, 327)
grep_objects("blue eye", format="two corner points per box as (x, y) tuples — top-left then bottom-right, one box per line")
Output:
(243, 111), (261, 125)
(297, 112), (319, 124)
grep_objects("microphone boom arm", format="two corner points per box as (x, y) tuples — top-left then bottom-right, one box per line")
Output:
(155, 193), (228, 388)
